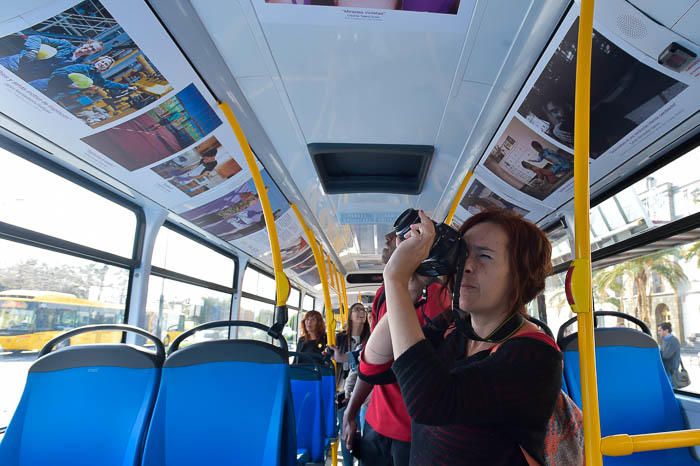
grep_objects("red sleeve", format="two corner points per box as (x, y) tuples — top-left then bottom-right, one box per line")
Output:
(359, 350), (393, 376)
(421, 282), (451, 322)
(370, 285), (386, 332)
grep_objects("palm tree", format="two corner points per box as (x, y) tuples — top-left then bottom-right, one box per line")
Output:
(594, 251), (687, 326)
(684, 241), (700, 268)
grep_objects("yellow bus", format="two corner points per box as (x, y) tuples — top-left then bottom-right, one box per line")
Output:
(0, 290), (123, 352)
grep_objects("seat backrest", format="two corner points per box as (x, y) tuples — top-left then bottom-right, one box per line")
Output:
(562, 327), (697, 465)
(141, 339), (295, 466)
(0, 344), (161, 466)
(289, 365), (324, 462)
(319, 365), (336, 441)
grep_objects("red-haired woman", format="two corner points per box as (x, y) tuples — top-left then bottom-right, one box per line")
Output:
(295, 310), (327, 364)
(383, 209), (561, 465)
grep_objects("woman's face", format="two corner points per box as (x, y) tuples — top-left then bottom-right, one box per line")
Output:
(304, 314), (320, 333)
(458, 222), (512, 315)
(350, 306), (367, 325)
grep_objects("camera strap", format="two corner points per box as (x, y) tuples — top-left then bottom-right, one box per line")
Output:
(450, 240), (525, 343)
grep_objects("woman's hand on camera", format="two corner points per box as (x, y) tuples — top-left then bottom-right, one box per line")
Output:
(383, 210), (435, 284)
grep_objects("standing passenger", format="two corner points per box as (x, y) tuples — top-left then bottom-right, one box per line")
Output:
(384, 209), (561, 465)
(658, 322), (681, 383)
(331, 303), (371, 466)
(343, 231), (452, 466)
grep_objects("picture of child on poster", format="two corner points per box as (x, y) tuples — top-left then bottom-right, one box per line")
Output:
(460, 179), (529, 217)
(483, 118), (574, 201)
(0, 0), (172, 128)
(181, 170), (289, 242)
(517, 18), (687, 159)
(82, 84), (221, 171)
(151, 137), (242, 197)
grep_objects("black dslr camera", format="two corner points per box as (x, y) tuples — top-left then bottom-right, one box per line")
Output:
(393, 208), (463, 277)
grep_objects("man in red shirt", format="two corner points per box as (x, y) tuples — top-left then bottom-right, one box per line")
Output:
(342, 231), (450, 466)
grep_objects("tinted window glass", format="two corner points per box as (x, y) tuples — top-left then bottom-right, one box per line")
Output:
(0, 239), (128, 428)
(152, 227), (235, 288)
(0, 148), (136, 258)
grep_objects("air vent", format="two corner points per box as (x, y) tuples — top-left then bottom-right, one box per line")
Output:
(308, 143), (434, 194)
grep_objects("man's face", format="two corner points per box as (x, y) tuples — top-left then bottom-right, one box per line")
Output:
(76, 41), (103, 56)
(545, 102), (564, 122)
(381, 231), (397, 265)
(657, 326), (668, 338)
(93, 57), (112, 72)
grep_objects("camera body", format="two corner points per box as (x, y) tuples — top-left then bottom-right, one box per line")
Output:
(393, 208), (463, 276)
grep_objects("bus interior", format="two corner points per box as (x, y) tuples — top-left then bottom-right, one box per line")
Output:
(0, 0), (699, 465)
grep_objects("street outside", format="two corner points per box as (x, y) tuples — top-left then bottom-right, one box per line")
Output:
(0, 352), (37, 428)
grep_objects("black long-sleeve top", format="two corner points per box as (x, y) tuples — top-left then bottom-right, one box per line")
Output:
(392, 334), (562, 466)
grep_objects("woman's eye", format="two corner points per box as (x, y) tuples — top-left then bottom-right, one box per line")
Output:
(480, 254), (491, 259)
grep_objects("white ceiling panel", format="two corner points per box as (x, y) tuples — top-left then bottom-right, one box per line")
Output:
(461, 0), (535, 84)
(673, 2), (700, 45)
(627, 0), (697, 29)
(261, 23), (468, 145)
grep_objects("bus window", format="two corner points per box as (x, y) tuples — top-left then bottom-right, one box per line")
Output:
(145, 276), (232, 346)
(0, 147), (136, 258)
(238, 297), (274, 343)
(590, 147), (700, 251)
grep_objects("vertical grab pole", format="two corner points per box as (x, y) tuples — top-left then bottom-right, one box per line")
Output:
(290, 204), (336, 346)
(444, 171), (473, 225)
(290, 204), (339, 466)
(338, 266), (349, 326)
(219, 103), (290, 321)
(567, 2), (603, 465)
(318, 249), (340, 345)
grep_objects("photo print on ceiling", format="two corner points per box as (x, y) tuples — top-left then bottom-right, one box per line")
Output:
(484, 118), (574, 201)
(0, 0), (173, 128)
(151, 136), (242, 197)
(517, 18), (687, 159)
(82, 84), (221, 171)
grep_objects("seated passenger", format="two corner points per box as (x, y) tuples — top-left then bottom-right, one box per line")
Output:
(295, 310), (327, 364)
(384, 209), (561, 465)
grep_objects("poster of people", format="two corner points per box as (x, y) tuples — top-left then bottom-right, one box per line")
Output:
(476, 2), (698, 209)
(264, 0), (460, 14)
(483, 118), (574, 201)
(460, 178), (529, 217)
(0, 0), (172, 128)
(518, 18), (687, 159)
(179, 170), (289, 243)
(151, 136), (242, 197)
(82, 83), (221, 171)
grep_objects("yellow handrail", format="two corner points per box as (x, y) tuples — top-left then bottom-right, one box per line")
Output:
(601, 430), (700, 456)
(220, 102), (290, 307)
(289, 208), (339, 466)
(569, 2), (602, 465)
(290, 204), (336, 347)
(338, 266), (349, 326)
(444, 171), (473, 225)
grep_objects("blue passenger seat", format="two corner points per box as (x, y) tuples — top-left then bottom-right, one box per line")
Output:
(0, 325), (163, 466)
(319, 365), (337, 445)
(141, 331), (295, 466)
(561, 324), (700, 466)
(289, 365), (324, 464)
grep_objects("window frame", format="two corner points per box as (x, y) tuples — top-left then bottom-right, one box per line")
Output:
(0, 132), (144, 326)
(150, 222), (239, 295)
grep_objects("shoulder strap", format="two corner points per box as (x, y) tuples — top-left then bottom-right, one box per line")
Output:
(489, 326), (560, 355)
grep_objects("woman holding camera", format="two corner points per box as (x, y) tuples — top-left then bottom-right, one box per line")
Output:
(384, 209), (561, 465)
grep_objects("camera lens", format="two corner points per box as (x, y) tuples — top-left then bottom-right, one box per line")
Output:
(393, 208), (420, 240)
